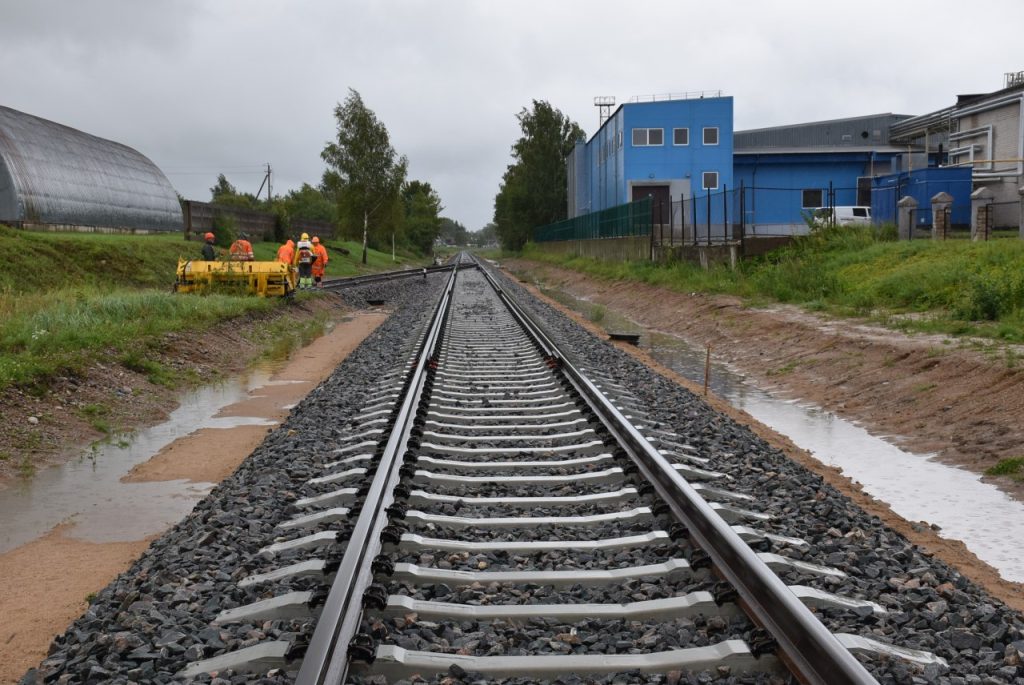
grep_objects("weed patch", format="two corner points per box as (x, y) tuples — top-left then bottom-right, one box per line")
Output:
(985, 457), (1024, 480)
(521, 229), (1024, 342)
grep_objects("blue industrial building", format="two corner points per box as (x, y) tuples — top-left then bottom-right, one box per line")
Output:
(567, 93), (733, 224)
(564, 98), (965, 239)
(733, 114), (910, 235)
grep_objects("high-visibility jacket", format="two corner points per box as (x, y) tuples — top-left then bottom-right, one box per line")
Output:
(276, 240), (294, 264)
(229, 239), (254, 261)
(312, 244), (329, 274)
(293, 240), (317, 267)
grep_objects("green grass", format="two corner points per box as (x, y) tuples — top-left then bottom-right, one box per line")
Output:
(985, 457), (1024, 480)
(253, 305), (331, 361)
(0, 287), (276, 390)
(79, 403), (112, 434)
(521, 227), (1024, 342)
(0, 227), (432, 392)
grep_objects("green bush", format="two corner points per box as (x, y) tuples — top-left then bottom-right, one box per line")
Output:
(211, 213), (237, 248)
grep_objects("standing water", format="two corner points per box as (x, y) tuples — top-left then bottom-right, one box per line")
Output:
(543, 287), (1024, 584)
(0, 365), (283, 553)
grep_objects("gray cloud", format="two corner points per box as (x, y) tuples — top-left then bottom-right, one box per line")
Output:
(3, 0), (1023, 229)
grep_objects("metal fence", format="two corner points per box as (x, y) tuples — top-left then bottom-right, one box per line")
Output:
(539, 184), (1022, 248)
(534, 197), (652, 242)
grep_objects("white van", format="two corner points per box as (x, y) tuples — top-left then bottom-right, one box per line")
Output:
(814, 206), (871, 226)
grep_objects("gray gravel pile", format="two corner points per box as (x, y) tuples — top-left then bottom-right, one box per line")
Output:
(486, 263), (1024, 684)
(21, 277), (446, 684)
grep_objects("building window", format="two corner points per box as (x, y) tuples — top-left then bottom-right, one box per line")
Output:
(673, 128), (689, 146)
(856, 177), (871, 206)
(632, 128), (664, 146)
(802, 189), (823, 208)
(702, 127), (719, 146)
(702, 171), (719, 190)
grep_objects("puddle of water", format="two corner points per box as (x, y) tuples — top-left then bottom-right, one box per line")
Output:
(544, 285), (1024, 583)
(0, 363), (284, 552)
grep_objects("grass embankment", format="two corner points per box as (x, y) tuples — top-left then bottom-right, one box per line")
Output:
(519, 227), (1024, 343)
(0, 227), (425, 391)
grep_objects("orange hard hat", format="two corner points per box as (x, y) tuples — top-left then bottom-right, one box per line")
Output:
(204, 232), (215, 240)
(312, 236), (320, 244)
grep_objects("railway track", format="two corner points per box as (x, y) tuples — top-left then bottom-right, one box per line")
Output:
(176, 256), (949, 684)
(321, 263), (455, 292)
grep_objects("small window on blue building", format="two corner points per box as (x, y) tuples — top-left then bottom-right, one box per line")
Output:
(703, 127), (719, 146)
(673, 128), (689, 146)
(702, 171), (719, 190)
(632, 128), (664, 146)
(802, 189), (823, 208)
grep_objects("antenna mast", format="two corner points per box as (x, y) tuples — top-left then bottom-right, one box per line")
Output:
(594, 96), (615, 127)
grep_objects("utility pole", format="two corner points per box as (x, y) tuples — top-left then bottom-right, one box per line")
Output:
(255, 163), (273, 202)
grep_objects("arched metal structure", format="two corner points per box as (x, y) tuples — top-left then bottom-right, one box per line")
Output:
(0, 106), (183, 232)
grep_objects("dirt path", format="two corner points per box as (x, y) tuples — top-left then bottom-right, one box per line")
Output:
(501, 260), (1024, 613)
(0, 310), (387, 685)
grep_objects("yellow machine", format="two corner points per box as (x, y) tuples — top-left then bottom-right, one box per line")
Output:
(174, 259), (297, 297)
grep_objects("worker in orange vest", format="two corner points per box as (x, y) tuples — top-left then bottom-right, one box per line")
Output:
(229, 233), (254, 261)
(276, 239), (295, 264)
(311, 236), (329, 288)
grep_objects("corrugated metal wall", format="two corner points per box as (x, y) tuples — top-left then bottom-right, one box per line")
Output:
(0, 106), (183, 231)
(735, 114), (910, 150)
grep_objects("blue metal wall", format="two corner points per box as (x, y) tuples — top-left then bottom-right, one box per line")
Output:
(733, 152), (897, 234)
(622, 97), (733, 205)
(870, 167), (973, 227)
(569, 96), (733, 216)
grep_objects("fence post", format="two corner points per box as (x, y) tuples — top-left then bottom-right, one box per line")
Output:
(897, 196), (917, 240)
(970, 187), (994, 241)
(828, 181), (834, 227)
(706, 192), (711, 246)
(692, 194), (698, 246)
(680, 193), (686, 246)
(739, 180), (746, 255)
(1018, 186), (1024, 240)
(722, 184), (728, 242)
(930, 192), (953, 240)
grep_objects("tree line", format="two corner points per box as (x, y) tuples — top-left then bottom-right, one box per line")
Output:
(209, 89), (446, 263)
(492, 100), (584, 251)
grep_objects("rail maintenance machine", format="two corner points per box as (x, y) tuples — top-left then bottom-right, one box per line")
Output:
(174, 258), (297, 297)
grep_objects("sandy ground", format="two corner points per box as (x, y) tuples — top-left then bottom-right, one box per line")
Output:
(0, 310), (387, 684)
(0, 524), (154, 684)
(502, 261), (1024, 614)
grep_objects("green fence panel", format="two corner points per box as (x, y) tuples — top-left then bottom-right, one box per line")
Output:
(534, 197), (652, 242)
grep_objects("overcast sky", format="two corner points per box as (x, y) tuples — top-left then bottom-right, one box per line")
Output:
(3, 0), (1023, 230)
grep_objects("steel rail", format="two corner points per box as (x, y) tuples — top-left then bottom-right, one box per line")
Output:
(473, 256), (878, 685)
(320, 263), (455, 290)
(295, 266), (459, 685)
